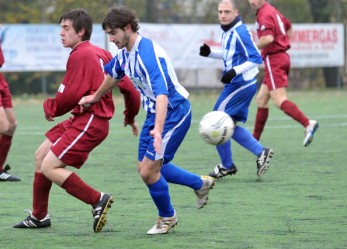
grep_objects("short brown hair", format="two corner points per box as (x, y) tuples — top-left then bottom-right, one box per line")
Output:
(60, 9), (92, 41)
(102, 5), (140, 32)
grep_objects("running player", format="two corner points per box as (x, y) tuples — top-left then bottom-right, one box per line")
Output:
(79, 5), (215, 235)
(248, 0), (319, 146)
(0, 31), (20, 182)
(199, 0), (273, 179)
(13, 9), (140, 232)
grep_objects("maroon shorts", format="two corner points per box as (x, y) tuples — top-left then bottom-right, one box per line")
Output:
(263, 52), (290, 91)
(46, 113), (110, 168)
(0, 74), (13, 108)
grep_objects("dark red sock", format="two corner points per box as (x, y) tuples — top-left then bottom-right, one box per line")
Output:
(0, 135), (12, 170)
(61, 172), (101, 206)
(253, 107), (269, 140)
(32, 172), (52, 220)
(280, 100), (310, 127)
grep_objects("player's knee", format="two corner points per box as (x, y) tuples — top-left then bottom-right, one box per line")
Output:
(273, 98), (286, 109)
(0, 123), (9, 134)
(7, 120), (17, 135)
(40, 164), (51, 179)
(34, 149), (46, 168)
(255, 96), (267, 107)
(139, 169), (150, 183)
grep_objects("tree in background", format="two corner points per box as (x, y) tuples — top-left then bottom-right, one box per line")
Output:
(0, 0), (345, 93)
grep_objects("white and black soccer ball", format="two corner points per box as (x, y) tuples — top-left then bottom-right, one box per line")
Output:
(199, 111), (235, 145)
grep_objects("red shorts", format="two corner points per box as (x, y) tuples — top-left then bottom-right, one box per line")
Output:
(46, 113), (110, 168)
(0, 74), (13, 108)
(263, 52), (290, 91)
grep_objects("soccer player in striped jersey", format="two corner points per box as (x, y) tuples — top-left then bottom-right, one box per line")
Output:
(13, 9), (140, 232)
(199, 0), (273, 179)
(79, 5), (215, 235)
(249, 0), (319, 146)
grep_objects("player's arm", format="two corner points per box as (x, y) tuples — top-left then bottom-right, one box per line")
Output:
(0, 45), (4, 67)
(117, 76), (141, 136)
(256, 34), (274, 49)
(117, 76), (140, 125)
(286, 26), (293, 39)
(79, 74), (120, 106)
(150, 94), (168, 154)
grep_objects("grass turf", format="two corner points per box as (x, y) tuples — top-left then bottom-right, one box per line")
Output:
(1, 90), (346, 249)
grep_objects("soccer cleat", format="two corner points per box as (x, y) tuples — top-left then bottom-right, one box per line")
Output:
(13, 209), (51, 228)
(209, 164), (238, 179)
(194, 176), (215, 209)
(92, 192), (113, 233)
(256, 148), (274, 177)
(0, 164), (21, 181)
(147, 210), (178, 235)
(303, 120), (319, 147)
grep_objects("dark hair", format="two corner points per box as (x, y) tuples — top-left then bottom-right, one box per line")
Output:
(60, 9), (92, 41)
(102, 5), (139, 32)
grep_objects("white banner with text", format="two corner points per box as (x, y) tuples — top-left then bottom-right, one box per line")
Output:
(0, 23), (344, 72)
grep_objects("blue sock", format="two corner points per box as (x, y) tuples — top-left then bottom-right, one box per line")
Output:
(216, 140), (234, 169)
(232, 126), (263, 156)
(148, 175), (174, 217)
(161, 163), (202, 190)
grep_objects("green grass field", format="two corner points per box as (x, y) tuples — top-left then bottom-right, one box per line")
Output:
(1, 90), (347, 249)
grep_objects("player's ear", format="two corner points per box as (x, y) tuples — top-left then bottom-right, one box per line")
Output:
(124, 24), (131, 32)
(78, 28), (86, 38)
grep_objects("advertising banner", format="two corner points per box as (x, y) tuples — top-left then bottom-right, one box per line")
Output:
(0, 23), (344, 72)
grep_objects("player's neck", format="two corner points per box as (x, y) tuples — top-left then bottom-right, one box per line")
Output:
(125, 32), (138, 52)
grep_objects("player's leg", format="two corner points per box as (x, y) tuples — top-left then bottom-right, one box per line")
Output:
(0, 106), (10, 172)
(253, 83), (271, 140)
(160, 101), (214, 208)
(232, 125), (273, 176)
(271, 88), (319, 146)
(266, 53), (318, 146)
(207, 86), (240, 178)
(48, 115), (113, 232)
(139, 157), (177, 235)
(270, 87), (309, 126)
(229, 82), (274, 177)
(0, 107), (18, 165)
(138, 113), (177, 234)
(13, 138), (53, 228)
(0, 81), (20, 181)
(14, 115), (113, 232)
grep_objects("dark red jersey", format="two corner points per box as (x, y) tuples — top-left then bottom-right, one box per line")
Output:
(0, 44), (4, 67)
(255, 2), (291, 58)
(43, 41), (114, 119)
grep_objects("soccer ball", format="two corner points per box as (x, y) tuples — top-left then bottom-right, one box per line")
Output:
(199, 111), (235, 145)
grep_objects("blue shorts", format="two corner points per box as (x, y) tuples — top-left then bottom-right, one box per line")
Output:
(138, 99), (191, 164)
(213, 79), (257, 123)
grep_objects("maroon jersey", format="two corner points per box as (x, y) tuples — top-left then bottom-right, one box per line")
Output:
(0, 44), (5, 82)
(0, 44), (4, 67)
(255, 2), (291, 58)
(43, 41), (114, 119)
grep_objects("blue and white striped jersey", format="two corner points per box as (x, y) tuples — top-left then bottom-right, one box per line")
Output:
(104, 34), (189, 114)
(209, 20), (263, 84)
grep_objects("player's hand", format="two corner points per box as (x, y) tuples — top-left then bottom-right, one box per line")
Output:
(78, 95), (96, 112)
(199, 43), (211, 57)
(45, 113), (54, 122)
(124, 121), (139, 136)
(221, 69), (236, 84)
(150, 129), (162, 154)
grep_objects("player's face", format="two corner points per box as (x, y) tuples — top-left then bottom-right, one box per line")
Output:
(105, 27), (130, 50)
(218, 1), (239, 25)
(60, 19), (83, 49)
(248, 0), (266, 12)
